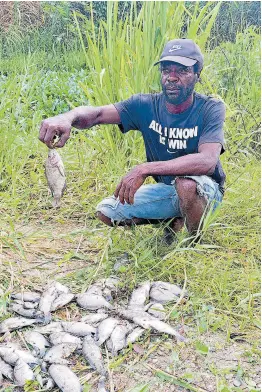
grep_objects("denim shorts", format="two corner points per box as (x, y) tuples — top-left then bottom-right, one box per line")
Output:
(96, 175), (223, 222)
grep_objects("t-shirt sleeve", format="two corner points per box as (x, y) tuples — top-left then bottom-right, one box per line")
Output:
(113, 94), (141, 133)
(198, 100), (226, 153)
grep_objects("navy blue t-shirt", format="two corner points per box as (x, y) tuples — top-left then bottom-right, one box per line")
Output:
(114, 92), (226, 190)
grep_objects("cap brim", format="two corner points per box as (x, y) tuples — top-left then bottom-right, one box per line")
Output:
(154, 56), (197, 67)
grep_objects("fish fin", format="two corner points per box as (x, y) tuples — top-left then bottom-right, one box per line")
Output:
(57, 165), (65, 177)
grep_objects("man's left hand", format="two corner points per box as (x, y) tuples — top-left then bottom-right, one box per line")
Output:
(114, 165), (148, 204)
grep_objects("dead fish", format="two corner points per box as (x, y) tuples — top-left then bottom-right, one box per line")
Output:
(98, 376), (108, 392)
(76, 293), (112, 310)
(82, 335), (106, 375)
(52, 281), (70, 295)
(0, 347), (19, 365)
(86, 283), (103, 296)
(61, 321), (96, 336)
(49, 332), (82, 348)
(50, 293), (75, 311)
(45, 148), (66, 208)
(126, 327), (145, 344)
(35, 321), (63, 334)
(44, 343), (77, 364)
(147, 303), (166, 320)
(119, 309), (186, 342)
(102, 287), (113, 302)
(81, 313), (108, 326)
(96, 318), (119, 346)
(0, 317), (40, 333)
(11, 292), (41, 303)
(10, 303), (42, 319)
(24, 301), (39, 309)
(24, 331), (50, 357)
(128, 281), (151, 309)
(0, 358), (14, 380)
(49, 364), (82, 392)
(39, 285), (58, 322)
(104, 276), (120, 290)
(15, 349), (41, 365)
(44, 377), (56, 390)
(14, 358), (35, 386)
(110, 322), (131, 355)
(149, 281), (185, 304)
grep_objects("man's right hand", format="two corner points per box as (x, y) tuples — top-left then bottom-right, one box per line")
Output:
(39, 114), (72, 148)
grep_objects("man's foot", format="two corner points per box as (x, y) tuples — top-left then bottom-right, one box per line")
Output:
(162, 217), (185, 245)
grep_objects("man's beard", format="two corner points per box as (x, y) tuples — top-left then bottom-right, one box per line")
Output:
(162, 82), (195, 105)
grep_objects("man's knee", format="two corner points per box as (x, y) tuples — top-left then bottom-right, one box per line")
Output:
(175, 178), (197, 200)
(96, 211), (113, 227)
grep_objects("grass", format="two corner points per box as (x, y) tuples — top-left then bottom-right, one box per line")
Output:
(0, 1), (260, 391)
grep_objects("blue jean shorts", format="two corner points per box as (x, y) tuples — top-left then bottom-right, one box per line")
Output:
(96, 175), (223, 222)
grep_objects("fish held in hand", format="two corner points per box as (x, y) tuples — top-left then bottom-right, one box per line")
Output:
(49, 364), (82, 392)
(76, 293), (112, 310)
(45, 148), (66, 208)
(82, 335), (106, 375)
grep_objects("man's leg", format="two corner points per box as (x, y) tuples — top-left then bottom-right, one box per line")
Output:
(96, 183), (182, 230)
(175, 177), (207, 234)
(96, 212), (167, 227)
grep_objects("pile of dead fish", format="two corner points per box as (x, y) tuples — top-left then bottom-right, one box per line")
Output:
(0, 279), (187, 391)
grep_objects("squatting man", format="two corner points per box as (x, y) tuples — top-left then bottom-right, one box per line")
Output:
(39, 39), (226, 242)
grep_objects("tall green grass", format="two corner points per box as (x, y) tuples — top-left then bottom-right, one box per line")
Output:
(0, 0), (260, 352)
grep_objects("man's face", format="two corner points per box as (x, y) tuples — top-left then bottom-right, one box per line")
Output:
(160, 61), (198, 105)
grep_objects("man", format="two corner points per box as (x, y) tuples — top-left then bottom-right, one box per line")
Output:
(39, 38), (225, 242)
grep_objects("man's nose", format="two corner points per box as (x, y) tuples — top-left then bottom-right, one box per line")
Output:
(167, 71), (179, 82)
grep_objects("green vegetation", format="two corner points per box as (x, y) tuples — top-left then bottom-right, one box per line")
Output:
(0, 1), (260, 391)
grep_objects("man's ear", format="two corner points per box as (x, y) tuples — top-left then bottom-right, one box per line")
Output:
(195, 73), (201, 83)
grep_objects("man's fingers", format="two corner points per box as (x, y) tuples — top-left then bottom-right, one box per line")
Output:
(43, 125), (58, 148)
(124, 185), (131, 205)
(39, 121), (48, 143)
(129, 187), (136, 205)
(118, 183), (127, 204)
(55, 132), (70, 148)
(114, 181), (122, 199)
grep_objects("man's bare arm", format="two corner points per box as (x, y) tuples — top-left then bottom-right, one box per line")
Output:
(114, 143), (222, 204)
(39, 104), (120, 148)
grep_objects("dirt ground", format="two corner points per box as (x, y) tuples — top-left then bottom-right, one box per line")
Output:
(0, 220), (260, 392)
